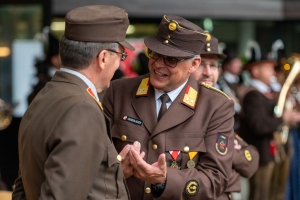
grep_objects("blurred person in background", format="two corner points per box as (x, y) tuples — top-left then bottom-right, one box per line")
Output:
(193, 34), (259, 200)
(238, 41), (300, 200)
(27, 32), (62, 105)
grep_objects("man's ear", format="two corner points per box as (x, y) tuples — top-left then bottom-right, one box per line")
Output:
(188, 56), (201, 74)
(97, 50), (109, 70)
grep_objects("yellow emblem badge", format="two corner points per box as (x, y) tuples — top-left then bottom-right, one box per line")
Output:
(168, 21), (177, 31)
(204, 30), (211, 41)
(185, 180), (199, 196)
(182, 85), (198, 109)
(136, 78), (150, 96)
(244, 150), (252, 161)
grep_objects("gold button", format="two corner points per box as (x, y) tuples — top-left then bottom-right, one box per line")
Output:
(163, 40), (169, 44)
(121, 135), (127, 141)
(116, 155), (122, 162)
(145, 187), (151, 193)
(167, 35), (171, 39)
(184, 146), (189, 152)
(207, 43), (210, 47)
(152, 144), (158, 150)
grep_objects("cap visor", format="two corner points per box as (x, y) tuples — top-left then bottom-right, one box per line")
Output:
(119, 40), (135, 51)
(144, 36), (195, 57)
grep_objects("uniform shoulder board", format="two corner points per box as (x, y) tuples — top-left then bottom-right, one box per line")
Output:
(201, 82), (231, 100)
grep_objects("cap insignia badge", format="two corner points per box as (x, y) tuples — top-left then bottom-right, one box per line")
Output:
(204, 30), (211, 41)
(168, 21), (177, 31)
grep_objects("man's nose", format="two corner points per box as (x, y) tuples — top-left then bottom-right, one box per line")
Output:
(203, 65), (212, 75)
(154, 57), (165, 68)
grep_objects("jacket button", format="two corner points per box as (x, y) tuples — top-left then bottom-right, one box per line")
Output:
(152, 144), (158, 150)
(145, 187), (151, 193)
(121, 135), (127, 141)
(184, 146), (189, 152)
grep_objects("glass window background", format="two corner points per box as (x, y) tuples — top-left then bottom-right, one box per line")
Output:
(0, 5), (42, 105)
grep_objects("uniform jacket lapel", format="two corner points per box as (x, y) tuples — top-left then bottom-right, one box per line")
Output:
(132, 85), (157, 134)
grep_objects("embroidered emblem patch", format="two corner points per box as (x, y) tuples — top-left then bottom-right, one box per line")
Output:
(122, 116), (143, 126)
(244, 150), (252, 161)
(215, 133), (229, 155)
(185, 180), (199, 196)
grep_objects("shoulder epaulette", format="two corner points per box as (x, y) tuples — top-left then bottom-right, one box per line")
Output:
(201, 82), (231, 100)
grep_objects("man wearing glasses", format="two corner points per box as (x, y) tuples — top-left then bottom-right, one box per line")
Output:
(103, 15), (235, 200)
(13, 5), (134, 200)
(192, 35), (259, 200)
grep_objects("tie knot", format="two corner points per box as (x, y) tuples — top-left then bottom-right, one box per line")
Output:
(160, 94), (170, 104)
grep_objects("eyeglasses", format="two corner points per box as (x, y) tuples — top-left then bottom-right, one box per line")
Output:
(106, 49), (128, 61)
(147, 49), (194, 68)
(199, 62), (220, 71)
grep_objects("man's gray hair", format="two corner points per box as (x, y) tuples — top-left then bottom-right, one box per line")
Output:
(60, 35), (118, 70)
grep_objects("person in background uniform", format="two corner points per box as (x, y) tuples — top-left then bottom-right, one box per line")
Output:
(103, 15), (235, 200)
(218, 47), (243, 131)
(12, 5), (134, 200)
(192, 34), (259, 200)
(238, 43), (300, 200)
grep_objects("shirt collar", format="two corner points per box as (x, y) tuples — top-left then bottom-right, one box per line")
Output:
(60, 68), (99, 101)
(250, 79), (271, 93)
(223, 71), (239, 84)
(154, 79), (188, 102)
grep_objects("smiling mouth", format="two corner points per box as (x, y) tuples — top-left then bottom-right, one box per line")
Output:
(155, 70), (167, 77)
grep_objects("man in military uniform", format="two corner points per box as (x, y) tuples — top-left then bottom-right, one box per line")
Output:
(103, 15), (235, 200)
(192, 35), (259, 200)
(12, 5), (134, 200)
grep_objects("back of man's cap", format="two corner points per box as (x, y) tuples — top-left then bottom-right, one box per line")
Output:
(65, 5), (134, 50)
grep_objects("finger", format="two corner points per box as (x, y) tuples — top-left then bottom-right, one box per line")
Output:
(133, 141), (141, 154)
(157, 153), (166, 170)
(119, 144), (132, 161)
(140, 151), (145, 159)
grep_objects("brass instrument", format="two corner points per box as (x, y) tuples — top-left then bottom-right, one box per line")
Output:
(274, 56), (300, 146)
(0, 99), (12, 131)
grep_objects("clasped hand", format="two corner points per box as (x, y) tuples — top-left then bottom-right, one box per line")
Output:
(118, 141), (167, 185)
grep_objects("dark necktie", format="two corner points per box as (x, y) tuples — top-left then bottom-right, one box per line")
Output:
(158, 94), (170, 121)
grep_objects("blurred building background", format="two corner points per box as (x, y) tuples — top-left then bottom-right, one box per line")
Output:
(1, 0), (300, 191)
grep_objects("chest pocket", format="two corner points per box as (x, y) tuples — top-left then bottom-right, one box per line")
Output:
(165, 133), (206, 170)
(111, 119), (147, 152)
(105, 144), (125, 199)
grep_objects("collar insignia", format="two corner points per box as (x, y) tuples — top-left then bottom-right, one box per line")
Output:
(86, 88), (103, 110)
(182, 85), (198, 109)
(136, 78), (150, 96)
